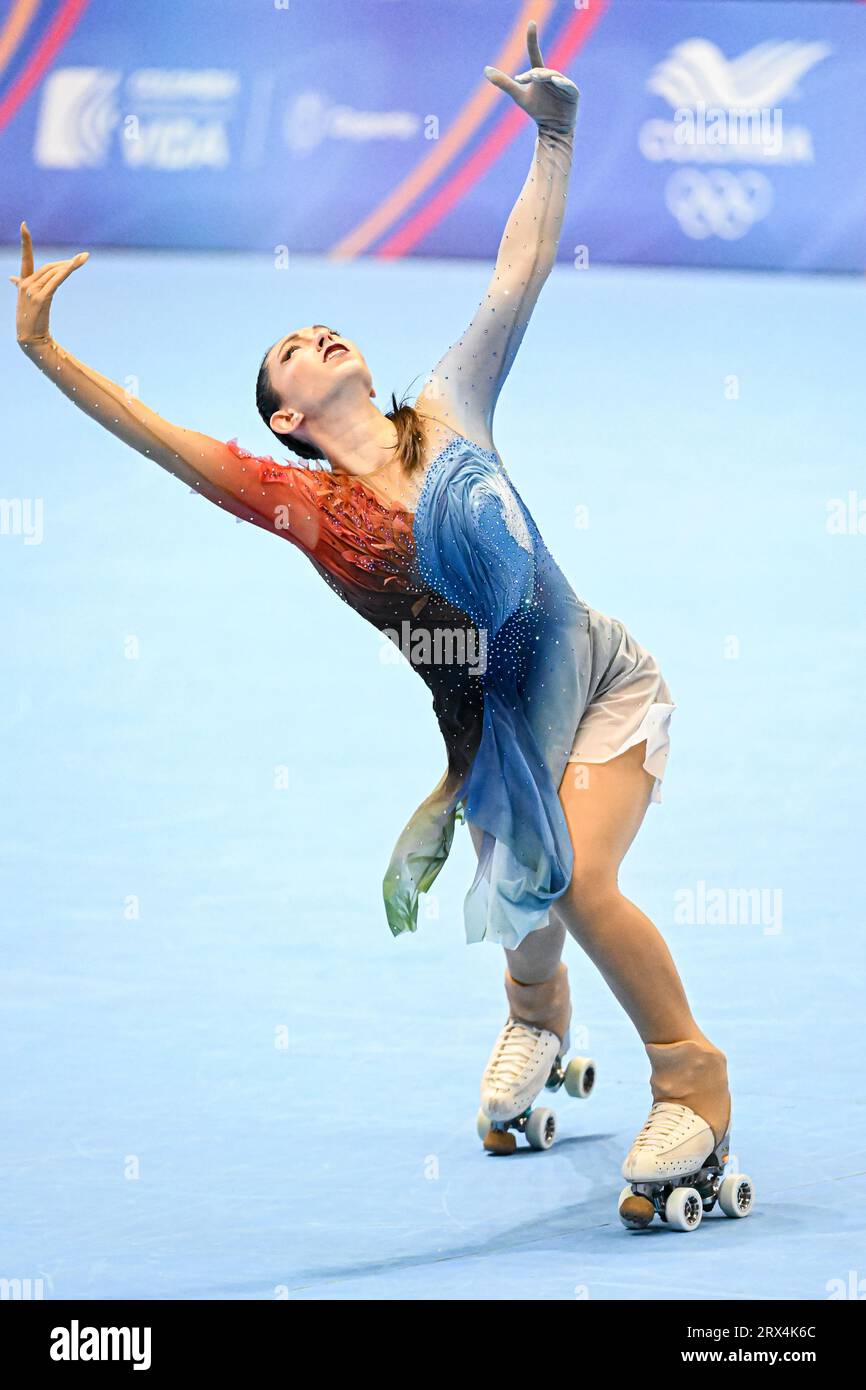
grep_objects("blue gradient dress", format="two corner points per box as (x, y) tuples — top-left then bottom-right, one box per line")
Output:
(392, 431), (634, 947)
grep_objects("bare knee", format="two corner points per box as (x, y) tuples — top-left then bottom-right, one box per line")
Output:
(563, 866), (620, 927)
(506, 920), (565, 983)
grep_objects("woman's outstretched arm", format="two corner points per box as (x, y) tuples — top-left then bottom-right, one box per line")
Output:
(11, 224), (320, 550)
(415, 21), (579, 454)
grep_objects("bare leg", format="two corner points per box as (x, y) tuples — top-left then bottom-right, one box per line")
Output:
(556, 742), (730, 1144)
(468, 824), (566, 985)
(471, 823), (573, 1128)
(470, 744), (730, 1142)
(507, 918), (566, 985)
(469, 824), (572, 1104)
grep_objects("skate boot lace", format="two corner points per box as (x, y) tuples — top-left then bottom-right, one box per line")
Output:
(631, 1101), (693, 1153)
(487, 1019), (546, 1086)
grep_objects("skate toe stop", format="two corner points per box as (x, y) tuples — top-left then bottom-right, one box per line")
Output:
(483, 1128), (518, 1155)
(619, 1192), (655, 1228)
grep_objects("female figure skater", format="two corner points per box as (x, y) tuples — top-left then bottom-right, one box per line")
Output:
(12, 22), (736, 1226)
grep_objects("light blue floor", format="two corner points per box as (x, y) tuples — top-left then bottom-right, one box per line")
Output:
(1, 248), (864, 1300)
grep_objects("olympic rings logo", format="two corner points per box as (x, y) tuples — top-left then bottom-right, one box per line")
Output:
(664, 168), (774, 240)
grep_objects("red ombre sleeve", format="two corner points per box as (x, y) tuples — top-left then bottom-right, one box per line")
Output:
(220, 438), (325, 552)
(221, 442), (420, 595)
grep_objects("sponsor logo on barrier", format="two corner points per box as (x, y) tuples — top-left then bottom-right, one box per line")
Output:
(664, 168), (774, 241)
(33, 68), (121, 168)
(282, 90), (421, 154)
(639, 38), (831, 240)
(34, 67), (239, 170)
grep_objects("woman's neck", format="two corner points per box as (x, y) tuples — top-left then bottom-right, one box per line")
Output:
(310, 400), (400, 478)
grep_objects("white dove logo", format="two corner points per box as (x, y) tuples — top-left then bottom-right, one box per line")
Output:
(640, 35), (831, 240)
(648, 38), (831, 111)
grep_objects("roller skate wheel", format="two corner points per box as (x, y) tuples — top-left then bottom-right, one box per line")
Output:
(483, 1126), (517, 1155)
(476, 1109), (492, 1142)
(618, 1186), (655, 1229)
(719, 1173), (754, 1218)
(563, 1056), (596, 1099)
(525, 1107), (557, 1151)
(665, 1186), (703, 1232)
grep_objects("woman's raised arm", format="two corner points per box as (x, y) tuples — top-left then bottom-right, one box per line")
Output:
(416, 21), (579, 454)
(11, 223), (320, 550)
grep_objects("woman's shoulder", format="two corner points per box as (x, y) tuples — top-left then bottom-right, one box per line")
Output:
(224, 437), (334, 494)
(414, 411), (501, 473)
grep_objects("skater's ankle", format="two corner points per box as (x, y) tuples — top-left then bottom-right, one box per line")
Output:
(504, 963), (571, 1046)
(645, 1037), (730, 1148)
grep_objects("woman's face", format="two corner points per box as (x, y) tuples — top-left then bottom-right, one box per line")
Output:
(265, 324), (372, 435)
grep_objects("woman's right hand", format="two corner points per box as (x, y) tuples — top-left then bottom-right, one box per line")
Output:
(483, 20), (579, 134)
(10, 221), (89, 348)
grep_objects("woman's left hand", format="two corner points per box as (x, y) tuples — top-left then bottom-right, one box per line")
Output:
(484, 20), (579, 133)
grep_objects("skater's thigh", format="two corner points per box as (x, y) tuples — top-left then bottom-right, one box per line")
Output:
(469, 741), (653, 881)
(557, 739), (655, 896)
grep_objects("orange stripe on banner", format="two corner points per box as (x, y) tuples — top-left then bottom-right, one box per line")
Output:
(0, 0), (41, 83)
(329, 0), (554, 261)
(0, 0), (90, 133)
(376, 0), (608, 260)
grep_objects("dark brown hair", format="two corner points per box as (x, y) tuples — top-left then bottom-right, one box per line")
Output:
(255, 349), (426, 475)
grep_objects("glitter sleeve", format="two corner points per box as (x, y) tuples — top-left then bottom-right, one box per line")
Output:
(417, 120), (575, 455)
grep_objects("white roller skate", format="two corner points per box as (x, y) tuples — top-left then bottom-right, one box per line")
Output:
(477, 1020), (595, 1155)
(477, 963), (596, 1155)
(618, 1102), (754, 1232)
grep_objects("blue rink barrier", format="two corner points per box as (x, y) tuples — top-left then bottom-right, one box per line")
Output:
(1, 0), (864, 271)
